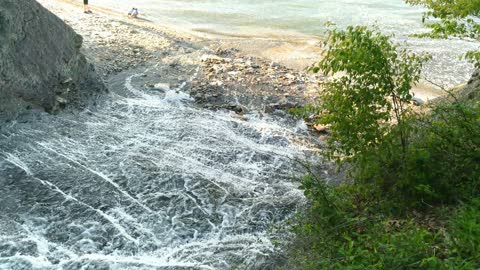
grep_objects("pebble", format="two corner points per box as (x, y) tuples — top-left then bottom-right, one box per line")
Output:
(313, 124), (327, 133)
(153, 83), (171, 91)
(412, 97), (425, 106)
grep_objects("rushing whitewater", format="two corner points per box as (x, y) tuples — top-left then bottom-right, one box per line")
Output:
(0, 63), (325, 269)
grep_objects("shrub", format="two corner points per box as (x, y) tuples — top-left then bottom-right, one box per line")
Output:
(288, 175), (445, 270)
(448, 198), (480, 265)
(310, 26), (428, 165)
(287, 23), (480, 270)
(405, 0), (480, 67)
(355, 101), (480, 207)
(288, 175), (480, 269)
(301, 25), (479, 208)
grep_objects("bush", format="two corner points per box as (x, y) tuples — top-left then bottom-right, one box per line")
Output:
(448, 198), (480, 265)
(286, 24), (480, 269)
(286, 176), (480, 269)
(356, 101), (480, 207)
(287, 176), (445, 270)
(300, 25), (480, 209)
(309, 25), (428, 165)
(406, 0), (480, 67)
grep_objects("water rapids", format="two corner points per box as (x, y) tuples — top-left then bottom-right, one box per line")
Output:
(0, 64), (326, 269)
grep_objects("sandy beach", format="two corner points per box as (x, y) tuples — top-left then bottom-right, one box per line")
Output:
(36, 0), (334, 115)
(37, 0), (445, 115)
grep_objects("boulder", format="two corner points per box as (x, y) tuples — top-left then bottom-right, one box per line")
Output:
(460, 69), (480, 101)
(0, 0), (105, 120)
(411, 97), (425, 106)
(428, 69), (480, 106)
(313, 124), (327, 133)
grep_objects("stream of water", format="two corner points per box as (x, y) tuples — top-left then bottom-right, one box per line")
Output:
(0, 64), (325, 269)
(3, 1), (475, 268)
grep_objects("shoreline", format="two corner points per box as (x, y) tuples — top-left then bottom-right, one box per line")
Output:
(39, 0), (444, 110)
(48, 0), (324, 71)
(38, 0), (324, 114)
(66, 0), (327, 70)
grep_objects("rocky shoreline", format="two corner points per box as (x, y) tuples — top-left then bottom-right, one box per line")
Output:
(37, 0), (325, 115)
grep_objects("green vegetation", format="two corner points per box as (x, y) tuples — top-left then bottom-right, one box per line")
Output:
(310, 26), (428, 164)
(406, 0), (480, 67)
(286, 25), (480, 269)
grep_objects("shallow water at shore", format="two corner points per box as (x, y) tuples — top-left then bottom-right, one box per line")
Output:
(97, 0), (423, 37)
(93, 0), (478, 88)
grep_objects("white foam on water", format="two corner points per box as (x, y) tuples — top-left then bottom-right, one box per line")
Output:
(38, 142), (156, 214)
(0, 255), (53, 270)
(3, 153), (33, 176)
(77, 254), (213, 269)
(0, 65), (321, 269)
(3, 154), (140, 245)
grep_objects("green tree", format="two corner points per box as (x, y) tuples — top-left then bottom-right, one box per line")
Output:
(311, 26), (428, 165)
(286, 24), (480, 270)
(406, 0), (480, 67)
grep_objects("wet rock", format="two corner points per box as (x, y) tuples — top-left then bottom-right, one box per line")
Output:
(265, 100), (298, 113)
(231, 114), (248, 121)
(55, 96), (68, 105)
(313, 124), (328, 133)
(153, 83), (171, 91)
(264, 103), (281, 113)
(270, 62), (281, 68)
(62, 78), (73, 85)
(0, 0), (105, 120)
(411, 97), (425, 106)
(226, 102), (244, 114)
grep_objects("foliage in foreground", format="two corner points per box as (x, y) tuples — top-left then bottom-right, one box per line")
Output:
(286, 26), (480, 269)
(286, 100), (480, 269)
(405, 0), (480, 67)
(285, 179), (480, 269)
(309, 25), (428, 164)
(356, 101), (480, 208)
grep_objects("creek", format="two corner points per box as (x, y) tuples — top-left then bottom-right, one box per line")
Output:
(0, 64), (326, 269)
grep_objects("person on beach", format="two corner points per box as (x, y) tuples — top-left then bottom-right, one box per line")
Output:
(84, 0), (92, 14)
(128, 7), (139, 18)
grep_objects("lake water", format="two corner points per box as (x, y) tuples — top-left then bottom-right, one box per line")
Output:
(96, 0), (479, 88)
(102, 0), (424, 37)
